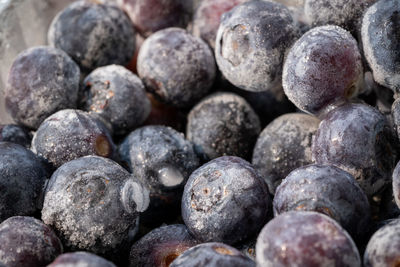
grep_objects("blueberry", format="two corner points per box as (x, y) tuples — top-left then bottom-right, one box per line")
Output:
(215, 0), (299, 92)
(0, 216), (62, 267)
(41, 156), (149, 261)
(361, 0), (400, 94)
(0, 124), (31, 148)
(312, 103), (397, 198)
(170, 242), (255, 267)
(118, 0), (193, 37)
(0, 142), (47, 223)
(391, 98), (400, 138)
(192, 0), (248, 50)
(31, 109), (116, 169)
(252, 113), (320, 194)
(129, 224), (199, 267)
(81, 65), (151, 136)
(392, 161), (400, 210)
(5, 46), (80, 129)
(118, 125), (200, 226)
(187, 92), (261, 160)
(48, 252), (116, 267)
(137, 28), (216, 108)
(283, 25), (363, 115)
(364, 218), (400, 267)
(256, 211), (361, 267)
(274, 164), (371, 239)
(304, 0), (376, 35)
(182, 156), (271, 245)
(48, 0), (135, 72)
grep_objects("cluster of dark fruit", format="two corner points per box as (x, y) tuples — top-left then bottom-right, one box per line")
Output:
(2, 0), (400, 266)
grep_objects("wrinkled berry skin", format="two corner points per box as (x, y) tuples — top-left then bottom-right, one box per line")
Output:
(118, 0), (193, 37)
(129, 224), (199, 267)
(182, 156), (271, 245)
(192, 0), (248, 49)
(362, 0), (400, 94)
(0, 142), (47, 223)
(283, 25), (363, 115)
(32, 109), (116, 169)
(364, 218), (400, 267)
(304, 0), (376, 35)
(171, 242), (255, 267)
(0, 216), (63, 267)
(5, 46), (80, 130)
(48, 252), (116, 267)
(118, 126), (200, 226)
(41, 156), (149, 261)
(187, 92), (261, 161)
(252, 113), (319, 194)
(0, 124), (31, 148)
(48, 0), (135, 72)
(138, 28), (216, 108)
(312, 103), (397, 198)
(256, 211), (361, 267)
(274, 164), (371, 239)
(81, 65), (151, 136)
(215, 0), (299, 92)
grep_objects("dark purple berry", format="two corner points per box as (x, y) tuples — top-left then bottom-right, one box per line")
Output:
(187, 92), (261, 161)
(41, 156), (149, 260)
(215, 0), (299, 92)
(0, 124), (31, 148)
(137, 28), (216, 108)
(129, 224), (199, 267)
(283, 25), (363, 115)
(252, 113), (320, 194)
(274, 164), (371, 239)
(0, 216), (62, 267)
(256, 211), (361, 267)
(5, 46), (80, 129)
(81, 65), (151, 136)
(118, 125), (200, 226)
(48, 0), (135, 72)
(312, 103), (397, 198)
(182, 156), (271, 245)
(0, 142), (47, 223)
(31, 109), (116, 169)
(48, 252), (116, 267)
(170, 242), (255, 267)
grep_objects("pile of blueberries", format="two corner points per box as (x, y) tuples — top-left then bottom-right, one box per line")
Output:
(1, 0), (400, 266)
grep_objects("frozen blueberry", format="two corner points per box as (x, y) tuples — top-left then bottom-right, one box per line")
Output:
(0, 142), (47, 223)
(48, 252), (116, 267)
(256, 211), (361, 267)
(252, 113), (320, 194)
(391, 98), (400, 138)
(48, 0), (135, 72)
(118, 125), (200, 226)
(170, 242), (255, 267)
(182, 156), (271, 245)
(392, 161), (400, 210)
(215, 0), (299, 92)
(274, 164), (371, 239)
(283, 25), (363, 115)
(361, 0), (400, 94)
(187, 92), (261, 160)
(312, 103), (397, 198)
(137, 28), (216, 108)
(0, 124), (31, 148)
(41, 156), (149, 261)
(81, 65), (151, 136)
(118, 0), (193, 37)
(129, 224), (199, 267)
(304, 0), (376, 35)
(0, 216), (63, 267)
(192, 0), (248, 49)
(31, 109), (116, 169)
(5, 46), (80, 129)
(364, 218), (400, 267)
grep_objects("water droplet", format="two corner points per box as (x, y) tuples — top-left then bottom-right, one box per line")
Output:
(158, 166), (184, 187)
